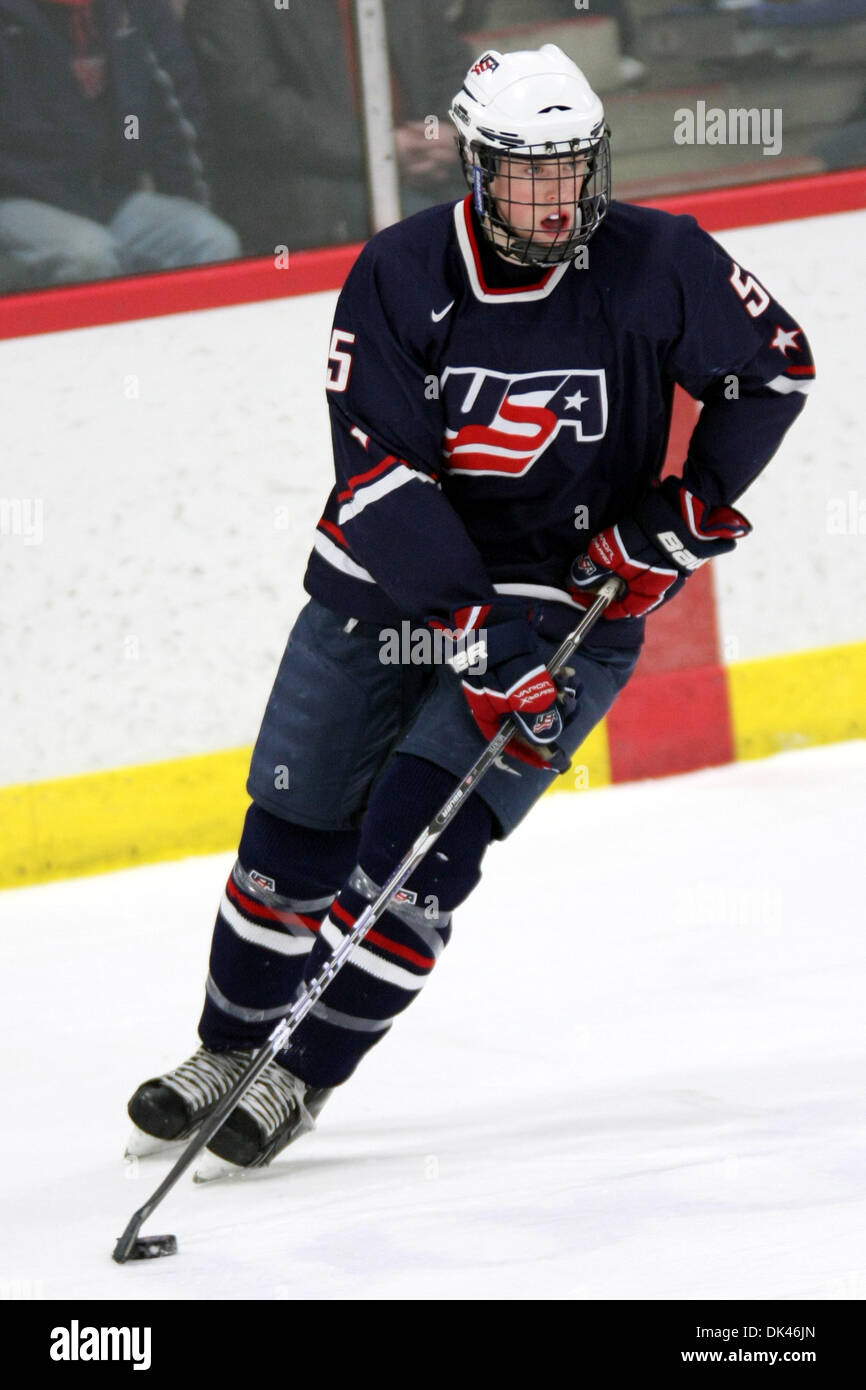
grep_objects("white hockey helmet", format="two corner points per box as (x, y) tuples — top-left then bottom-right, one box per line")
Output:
(449, 45), (611, 265)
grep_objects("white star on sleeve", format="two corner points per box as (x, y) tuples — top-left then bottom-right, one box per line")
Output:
(770, 326), (801, 357)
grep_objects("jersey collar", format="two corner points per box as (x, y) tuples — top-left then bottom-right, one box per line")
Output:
(454, 196), (569, 304)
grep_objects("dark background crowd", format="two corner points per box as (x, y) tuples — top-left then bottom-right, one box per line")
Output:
(1, 0), (864, 292)
(0, 0), (475, 290)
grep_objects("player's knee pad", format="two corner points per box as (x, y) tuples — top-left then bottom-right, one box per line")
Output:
(238, 802), (359, 902)
(357, 754), (494, 913)
(221, 802), (359, 971)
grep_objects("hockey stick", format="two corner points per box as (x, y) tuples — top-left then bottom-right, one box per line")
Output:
(113, 575), (622, 1262)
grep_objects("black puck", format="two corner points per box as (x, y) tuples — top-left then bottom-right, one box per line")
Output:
(114, 1233), (178, 1263)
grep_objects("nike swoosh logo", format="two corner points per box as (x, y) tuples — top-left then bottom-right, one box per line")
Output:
(431, 300), (455, 323)
(493, 756), (521, 777)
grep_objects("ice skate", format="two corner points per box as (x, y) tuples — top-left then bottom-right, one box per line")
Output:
(192, 1064), (331, 1182)
(125, 1045), (254, 1157)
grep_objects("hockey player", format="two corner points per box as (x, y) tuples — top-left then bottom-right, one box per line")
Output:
(127, 45), (813, 1174)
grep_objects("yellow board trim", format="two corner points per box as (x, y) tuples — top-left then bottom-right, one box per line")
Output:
(0, 748), (251, 891)
(2, 639), (864, 891)
(0, 722), (612, 892)
(547, 716), (612, 797)
(727, 640), (866, 762)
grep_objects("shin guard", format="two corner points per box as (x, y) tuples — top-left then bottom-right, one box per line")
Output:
(278, 757), (494, 1087)
(198, 804), (358, 1051)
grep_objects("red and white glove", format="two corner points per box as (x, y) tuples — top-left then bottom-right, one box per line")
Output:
(569, 478), (751, 620)
(429, 604), (578, 772)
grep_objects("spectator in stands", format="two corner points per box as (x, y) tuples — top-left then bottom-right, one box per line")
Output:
(453, 0), (645, 86)
(816, 85), (866, 168)
(551, 0), (646, 84)
(0, 0), (240, 289)
(0, 251), (58, 292)
(184, 0), (471, 254)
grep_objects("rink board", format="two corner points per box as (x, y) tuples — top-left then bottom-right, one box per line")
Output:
(1, 173), (864, 887)
(2, 638), (864, 889)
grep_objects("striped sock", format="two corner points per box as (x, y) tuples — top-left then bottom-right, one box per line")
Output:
(199, 858), (335, 1050)
(277, 864), (452, 1087)
(276, 755), (494, 1087)
(198, 804), (358, 1051)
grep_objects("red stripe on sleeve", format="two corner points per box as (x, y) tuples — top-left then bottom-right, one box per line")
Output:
(337, 455), (398, 503)
(317, 518), (348, 547)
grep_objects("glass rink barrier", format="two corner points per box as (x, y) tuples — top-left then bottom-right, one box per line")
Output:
(1, 0), (865, 293)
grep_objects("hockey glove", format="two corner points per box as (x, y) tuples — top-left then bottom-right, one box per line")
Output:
(569, 477), (751, 620)
(429, 605), (579, 772)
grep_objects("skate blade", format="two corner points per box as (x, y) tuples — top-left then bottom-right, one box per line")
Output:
(124, 1124), (189, 1159)
(192, 1150), (247, 1184)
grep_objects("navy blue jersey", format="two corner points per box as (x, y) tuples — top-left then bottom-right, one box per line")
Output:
(303, 195), (813, 649)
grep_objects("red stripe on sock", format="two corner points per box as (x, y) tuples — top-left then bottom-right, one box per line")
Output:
(295, 914), (323, 932)
(331, 899), (356, 929)
(365, 929), (435, 971)
(226, 878), (321, 932)
(226, 878), (283, 922)
(330, 900), (434, 970)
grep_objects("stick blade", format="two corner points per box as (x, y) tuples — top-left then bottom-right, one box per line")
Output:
(113, 1230), (178, 1263)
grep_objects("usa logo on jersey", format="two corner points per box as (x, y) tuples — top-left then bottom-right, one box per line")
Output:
(440, 366), (608, 477)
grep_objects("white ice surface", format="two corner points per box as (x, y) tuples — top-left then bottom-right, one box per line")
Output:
(1, 743), (864, 1302)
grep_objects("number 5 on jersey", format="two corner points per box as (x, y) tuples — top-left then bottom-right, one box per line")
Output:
(326, 329), (356, 392)
(729, 262), (770, 318)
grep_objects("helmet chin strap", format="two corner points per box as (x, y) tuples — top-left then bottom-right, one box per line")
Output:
(472, 165), (486, 215)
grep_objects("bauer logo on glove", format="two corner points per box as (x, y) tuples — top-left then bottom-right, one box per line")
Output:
(656, 531), (702, 571)
(569, 477), (751, 620)
(448, 637), (487, 675)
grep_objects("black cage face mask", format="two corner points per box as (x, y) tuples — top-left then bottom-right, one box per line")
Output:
(460, 134), (611, 266)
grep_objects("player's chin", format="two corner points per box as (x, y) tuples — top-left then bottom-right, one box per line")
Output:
(507, 224), (567, 250)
